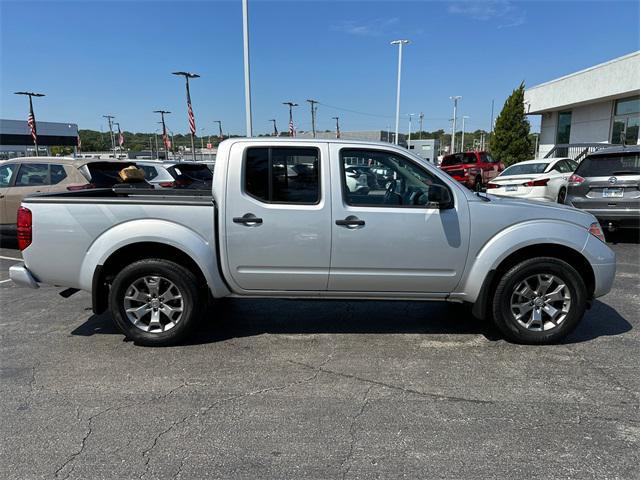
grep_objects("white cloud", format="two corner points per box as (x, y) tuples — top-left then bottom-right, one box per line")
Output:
(448, 0), (526, 28)
(331, 17), (400, 37)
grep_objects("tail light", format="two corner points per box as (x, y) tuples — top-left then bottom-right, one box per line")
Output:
(175, 178), (193, 187)
(588, 222), (606, 243)
(523, 178), (550, 187)
(486, 183), (499, 189)
(159, 181), (175, 188)
(67, 183), (96, 191)
(568, 174), (585, 186)
(17, 207), (32, 251)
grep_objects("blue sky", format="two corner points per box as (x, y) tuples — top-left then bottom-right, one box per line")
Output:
(1, 0), (638, 136)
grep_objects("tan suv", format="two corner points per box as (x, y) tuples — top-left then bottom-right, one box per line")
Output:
(0, 157), (138, 235)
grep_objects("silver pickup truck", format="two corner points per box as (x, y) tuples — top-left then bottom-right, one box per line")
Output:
(10, 138), (616, 346)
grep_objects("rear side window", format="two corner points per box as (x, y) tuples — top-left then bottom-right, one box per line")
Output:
(15, 164), (49, 186)
(50, 164), (67, 184)
(463, 153), (477, 164)
(139, 166), (159, 180)
(169, 165), (213, 183)
(441, 154), (463, 166)
(575, 153), (640, 177)
(244, 147), (319, 204)
(0, 164), (16, 187)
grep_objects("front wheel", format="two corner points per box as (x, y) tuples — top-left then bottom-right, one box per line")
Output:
(491, 257), (587, 344)
(109, 259), (203, 346)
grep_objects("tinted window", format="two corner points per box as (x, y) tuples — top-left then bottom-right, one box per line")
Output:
(555, 160), (573, 173)
(15, 164), (49, 186)
(615, 96), (640, 115)
(0, 164), (15, 188)
(50, 164), (67, 184)
(500, 162), (549, 176)
(86, 162), (137, 187)
(463, 153), (477, 164)
(482, 153), (496, 163)
(441, 154), (464, 166)
(340, 149), (447, 207)
(556, 111), (572, 144)
(567, 159), (579, 171)
(169, 165), (213, 183)
(244, 147), (319, 204)
(139, 166), (159, 180)
(575, 153), (640, 177)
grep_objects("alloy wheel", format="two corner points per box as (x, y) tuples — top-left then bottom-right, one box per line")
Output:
(510, 274), (571, 331)
(123, 276), (184, 333)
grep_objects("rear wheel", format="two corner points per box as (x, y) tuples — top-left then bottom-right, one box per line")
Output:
(491, 257), (587, 344)
(557, 187), (567, 203)
(109, 259), (202, 346)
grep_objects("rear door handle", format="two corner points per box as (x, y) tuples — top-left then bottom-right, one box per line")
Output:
(335, 215), (365, 228)
(233, 213), (263, 225)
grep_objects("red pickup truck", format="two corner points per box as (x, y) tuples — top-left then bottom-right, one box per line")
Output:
(439, 151), (505, 191)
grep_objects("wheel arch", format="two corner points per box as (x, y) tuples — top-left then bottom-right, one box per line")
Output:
(471, 243), (595, 320)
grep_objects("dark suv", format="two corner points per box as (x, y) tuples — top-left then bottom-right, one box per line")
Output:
(439, 151), (504, 191)
(565, 145), (640, 231)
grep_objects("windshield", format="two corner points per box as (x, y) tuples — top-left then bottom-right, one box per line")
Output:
(576, 153), (640, 177)
(500, 162), (549, 176)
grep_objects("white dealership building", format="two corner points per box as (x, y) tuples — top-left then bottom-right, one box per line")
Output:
(524, 51), (640, 158)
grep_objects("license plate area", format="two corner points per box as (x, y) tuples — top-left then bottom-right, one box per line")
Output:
(506, 185), (518, 192)
(602, 188), (623, 198)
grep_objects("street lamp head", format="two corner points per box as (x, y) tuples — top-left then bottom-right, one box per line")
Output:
(332, 116), (339, 120)
(172, 71), (200, 78)
(450, 95), (462, 101)
(154, 110), (171, 114)
(283, 102), (298, 107)
(14, 91), (45, 97)
(390, 39), (410, 45)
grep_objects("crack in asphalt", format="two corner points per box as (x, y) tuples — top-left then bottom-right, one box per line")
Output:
(53, 381), (190, 480)
(138, 354), (333, 480)
(290, 361), (494, 405)
(340, 385), (374, 480)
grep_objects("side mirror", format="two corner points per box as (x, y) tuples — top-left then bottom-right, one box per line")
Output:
(427, 184), (453, 209)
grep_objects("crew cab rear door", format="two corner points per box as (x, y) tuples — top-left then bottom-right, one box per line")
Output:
(223, 142), (332, 291)
(328, 145), (470, 294)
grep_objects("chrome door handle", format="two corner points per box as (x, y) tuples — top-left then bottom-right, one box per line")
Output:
(336, 215), (365, 228)
(233, 213), (263, 226)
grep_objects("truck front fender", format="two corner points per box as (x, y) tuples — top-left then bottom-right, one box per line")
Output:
(78, 219), (230, 298)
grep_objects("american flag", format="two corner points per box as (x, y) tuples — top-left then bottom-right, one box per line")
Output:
(27, 98), (37, 144)
(117, 126), (124, 147)
(289, 119), (295, 137)
(336, 125), (341, 139)
(162, 124), (171, 151)
(77, 133), (82, 150)
(186, 81), (196, 135)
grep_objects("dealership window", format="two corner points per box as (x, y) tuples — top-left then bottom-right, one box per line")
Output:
(244, 147), (320, 204)
(611, 96), (640, 145)
(556, 111), (572, 144)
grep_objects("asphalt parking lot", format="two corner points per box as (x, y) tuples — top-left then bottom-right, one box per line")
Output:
(1, 234), (639, 480)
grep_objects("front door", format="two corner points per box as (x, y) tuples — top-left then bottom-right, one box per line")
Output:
(224, 142), (332, 291)
(329, 145), (470, 294)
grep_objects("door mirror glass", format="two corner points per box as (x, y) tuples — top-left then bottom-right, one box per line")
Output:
(427, 184), (452, 208)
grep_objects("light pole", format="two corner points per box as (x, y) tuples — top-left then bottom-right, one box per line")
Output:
(332, 116), (340, 139)
(390, 39), (409, 145)
(154, 129), (160, 157)
(102, 115), (116, 159)
(407, 113), (415, 149)
(242, 0), (253, 137)
(306, 99), (318, 138)
(214, 120), (223, 141)
(283, 102), (298, 137)
(269, 119), (278, 137)
(449, 96), (462, 153)
(14, 91), (45, 156)
(419, 112), (424, 140)
(172, 71), (200, 161)
(461, 115), (469, 152)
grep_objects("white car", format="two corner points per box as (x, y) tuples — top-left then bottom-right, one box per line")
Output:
(486, 157), (578, 203)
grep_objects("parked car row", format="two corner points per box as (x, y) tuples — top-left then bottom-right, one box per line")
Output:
(0, 157), (214, 235)
(438, 146), (639, 231)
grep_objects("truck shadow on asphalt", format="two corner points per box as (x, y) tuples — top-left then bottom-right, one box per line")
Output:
(71, 299), (631, 346)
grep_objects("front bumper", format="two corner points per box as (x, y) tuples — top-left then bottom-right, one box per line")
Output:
(581, 235), (616, 298)
(9, 263), (39, 289)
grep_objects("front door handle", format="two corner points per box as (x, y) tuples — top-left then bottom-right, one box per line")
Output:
(335, 215), (365, 228)
(233, 213), (263, 226)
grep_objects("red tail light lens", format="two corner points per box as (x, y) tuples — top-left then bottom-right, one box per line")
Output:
(523, 178), (550, 187)
(17, 207), (32, 251)
(568, 174), (585, 186)
(159, 181), (176, 188)
(67, 183), (96, 191)
(588, 222), (606, 243)
(486, 183), (499, 189)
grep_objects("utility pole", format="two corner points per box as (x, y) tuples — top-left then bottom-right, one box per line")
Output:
(306, 99), (318, 138)
(461, 115), (469, 152)
(283, 102), (298, 137)
(419, 112), (424, 140)
(102, 115), (116, 159)
(242, 0), (253, 137)
(14, 91), (45, 157)
(390, 40), (409, 145)
(269, 119), (278, 137)
(332, 116), (340, 139)
(214, 120), (223, 141)
(172, 71), (200, 161)
(489, 99), (495, 151)
(449, 96), (462, 153)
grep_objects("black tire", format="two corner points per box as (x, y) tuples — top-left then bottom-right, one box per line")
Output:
(109, 258), (202, 346)
(474, 177), (483, 192)
(491, 257), (587, 344)
(557, 187), (567, 204)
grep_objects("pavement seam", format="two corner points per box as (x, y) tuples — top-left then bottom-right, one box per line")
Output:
(340, 384), (374, 480)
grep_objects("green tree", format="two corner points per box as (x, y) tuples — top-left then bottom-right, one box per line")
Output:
(491, 82), (532, 165)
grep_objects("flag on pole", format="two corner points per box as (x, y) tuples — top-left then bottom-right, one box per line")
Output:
(186, 81), (196, 135)
(77, 133), (82, 150)
(27, 97), (37, 144)
(336, 124), (341, 139)
(117, 125), (124, 147)
(162, 124), (171, 151)
(289, 119), (295, 137)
